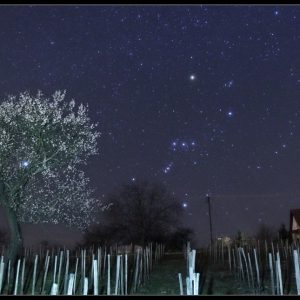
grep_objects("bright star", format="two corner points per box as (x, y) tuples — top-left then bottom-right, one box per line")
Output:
(21, 160), (30, 168)
(227, 111), (233, 117)
(189, 74), (196, 81)
(182, 202), (188, 208)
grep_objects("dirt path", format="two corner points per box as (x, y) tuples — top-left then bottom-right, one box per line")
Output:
(134, 252), (186, 295)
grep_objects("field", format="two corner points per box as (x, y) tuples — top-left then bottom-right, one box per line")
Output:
(0, 240), (300, 295)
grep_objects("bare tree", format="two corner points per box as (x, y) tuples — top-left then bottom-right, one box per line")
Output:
(254, 223), (276, 242)
(84, 181), (183, 247)
(0, 90), (105, 262)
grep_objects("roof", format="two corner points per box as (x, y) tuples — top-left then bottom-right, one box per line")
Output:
(290, 209), (300, 231)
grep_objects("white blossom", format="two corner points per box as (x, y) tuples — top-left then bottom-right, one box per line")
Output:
(0, 90), (106, 230)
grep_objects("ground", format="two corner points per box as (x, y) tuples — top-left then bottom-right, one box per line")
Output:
(134, 251), (296, 296)
(135, 252), (185, 295)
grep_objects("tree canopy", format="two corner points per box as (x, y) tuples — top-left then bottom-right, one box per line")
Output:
(0, 90), (104, 261)
(83, 180), (184, 247)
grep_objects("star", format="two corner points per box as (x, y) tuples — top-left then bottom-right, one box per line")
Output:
(21, 160), (30, 168)
(189, 74), (196, 81)
(227, 111), (233, 117)
(182, 202), (188, 208)
(224, 80), (234, 88)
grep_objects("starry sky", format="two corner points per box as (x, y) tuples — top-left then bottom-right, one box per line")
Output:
(0, 5), (300, 246)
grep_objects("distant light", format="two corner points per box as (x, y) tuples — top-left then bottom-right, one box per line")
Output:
(227, 111), (233, 117)
(274, 10), (279, 16)
(131, 177), (136, 181)
(182, 202), (188, 208)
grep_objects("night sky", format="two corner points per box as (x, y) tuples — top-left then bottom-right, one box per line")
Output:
(0, 5), (300, 246)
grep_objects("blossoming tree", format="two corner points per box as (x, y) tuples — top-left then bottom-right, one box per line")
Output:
(0, 90), (102, 262)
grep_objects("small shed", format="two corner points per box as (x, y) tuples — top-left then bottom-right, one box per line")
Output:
(290, 209), (300, 241)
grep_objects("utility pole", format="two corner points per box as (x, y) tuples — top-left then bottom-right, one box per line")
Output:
(206, 194), (213, 246)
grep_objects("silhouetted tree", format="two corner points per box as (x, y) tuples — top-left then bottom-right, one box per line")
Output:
(234, 230), (249, 247)
(278, 223), (289, 242)
(83, 181), (183, 247)
(0, 228), (8, 247)
(167, 227), (194, 251)
(254, 223), (276, 242)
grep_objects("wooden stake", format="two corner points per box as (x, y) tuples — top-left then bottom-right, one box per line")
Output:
(269, 253), (275, 295)
(83, 277), (88, 295)
(114, 255), (120, 295)
(6, 260), (10, 294)
(20, 258), (25, 295)
(31, 255), (38, 295)
(253, 248), (260, 292)
(41, 255), (50, 294)
(93, 260), (98, 295)
(0, 259), (4, 294)
(125, 254), (128, 295)
(133, 250), (140, 292)
(73, 257), (79, 295)
(50, 283), (58, 295)
(64, 250), (69, 294)
(293, 250), (300, 295)
(178, 273), (183, 295)
(13, 259), (21, 295)
(107, 254), (111, 295)
(276, 252), (283, 295)
(53, 255), (58, 286)
(67, 273), (75, 295)
(57, 251), (63, 293)
(120, 255), (124, 295)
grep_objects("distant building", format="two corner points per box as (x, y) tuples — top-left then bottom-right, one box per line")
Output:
(290, 209), (300, 242)
(216, 236), (232, 246)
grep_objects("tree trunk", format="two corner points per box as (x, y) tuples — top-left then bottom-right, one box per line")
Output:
(0, 181), (23, 264)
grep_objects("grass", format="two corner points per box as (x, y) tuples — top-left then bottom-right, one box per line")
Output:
(135, 253), (185, 295)
(134, 251), (299, 296)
